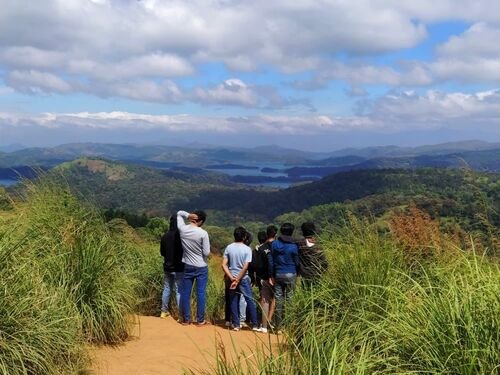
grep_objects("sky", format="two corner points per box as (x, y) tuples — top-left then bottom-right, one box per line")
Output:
(0, 0), (499, 151)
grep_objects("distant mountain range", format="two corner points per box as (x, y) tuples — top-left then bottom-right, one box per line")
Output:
(0, 142), (321, 168)
(0, 144), (27, 153)
(325, 140), (500, 158)
(0, 140), (498, 184)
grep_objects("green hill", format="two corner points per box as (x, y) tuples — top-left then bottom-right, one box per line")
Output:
(49, 158), (251, 216)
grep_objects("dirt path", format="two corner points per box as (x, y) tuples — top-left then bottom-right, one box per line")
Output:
(90, 316), (277, 375)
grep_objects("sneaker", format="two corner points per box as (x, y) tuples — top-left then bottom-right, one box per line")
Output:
(252, 326), (264, 333)
(260, 327), (268, 333)
(160, 311), (170, 319)
(195, 320), (209, 327)
(240, 321), (248, 328)
(224, 321), (231, 327)
(232, 326), (241, 331)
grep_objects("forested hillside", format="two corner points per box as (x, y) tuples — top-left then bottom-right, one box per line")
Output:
(190, 168), (499, 221)
(46, 158), (251, 216)
(34, 158), (498, 252)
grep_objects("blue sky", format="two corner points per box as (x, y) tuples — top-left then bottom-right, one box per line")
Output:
(0, 0), (499, 151)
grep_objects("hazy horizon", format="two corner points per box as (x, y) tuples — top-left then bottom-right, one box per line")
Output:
(1, 137), (499, 154)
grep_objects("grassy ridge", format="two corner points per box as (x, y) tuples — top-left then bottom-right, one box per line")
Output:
(0, 178), (164, 374)
(200, 221), (500, 374)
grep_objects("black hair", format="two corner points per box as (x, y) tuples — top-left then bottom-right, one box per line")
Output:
(244, 231), (253, 246)
(233, 226), (247, 242)
(301, 222), (317, 237)
(257, 231), (267, 244)
(193, 210), (207, 225)
(280, 222), (295, 236)
(266, 225), (278, 239)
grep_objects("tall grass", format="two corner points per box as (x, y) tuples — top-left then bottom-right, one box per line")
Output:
(0, 177), (160, 373)
(205, 256), (227, 322)
(198, 220), (500, 374)
(16, 179), (138, 344)
(384, 254), (500, 373)
(0, 231), (87, 374)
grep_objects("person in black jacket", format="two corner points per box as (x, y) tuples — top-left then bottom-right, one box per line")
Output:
(160, 216), (184, 318)
(251, 225), (277, 332)
(298, 222), (328, 286)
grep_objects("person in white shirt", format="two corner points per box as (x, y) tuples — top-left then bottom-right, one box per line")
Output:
(177, 210), (210, 325)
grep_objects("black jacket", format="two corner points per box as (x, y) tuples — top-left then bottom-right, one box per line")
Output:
(160, 216), (184, 272)
(250, 242), (272, 283)
(298, 238), (327, 280)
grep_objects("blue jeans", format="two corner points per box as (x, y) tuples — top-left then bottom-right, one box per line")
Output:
(224, 277), (247, 323)
(181, 265), (208, 323)
(274, 273), (297, 328)
(161, 271), (183, 313)
(229, 276), (257, 328)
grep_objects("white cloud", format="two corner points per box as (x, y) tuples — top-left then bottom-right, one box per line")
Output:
(367, 89), (500, 128)
(97, 80), (184, 103)
(430, 23), (500, 83)
(193, 79), (259, 107)
(1, 89), (498, 136)
(293, 20), (500, 89)
(0, 0), (499, 104)
(0, 0), (430, 76)
(6, 70), (73, 94)
(293, 62), (433, 90)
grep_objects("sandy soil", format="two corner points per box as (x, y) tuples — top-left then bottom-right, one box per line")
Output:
(90, 316), (277, 375)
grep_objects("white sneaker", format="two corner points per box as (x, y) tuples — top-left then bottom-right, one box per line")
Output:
(240, 321), (248, 328)
(232, 326), (241, 331)
(260, 327), (268, 333)
(252, 326), (264, 333)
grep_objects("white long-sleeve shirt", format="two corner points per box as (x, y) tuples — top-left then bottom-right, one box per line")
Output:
(177, 210), (210, 267)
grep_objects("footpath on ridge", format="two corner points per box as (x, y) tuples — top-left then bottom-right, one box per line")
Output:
(91, 315), (278, 375)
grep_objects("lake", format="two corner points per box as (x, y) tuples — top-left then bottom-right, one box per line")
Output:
(204, 161), (320, 188)
(0, 179), (17, 187)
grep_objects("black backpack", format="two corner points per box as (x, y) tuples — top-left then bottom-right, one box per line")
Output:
(160, 216), (183, 272)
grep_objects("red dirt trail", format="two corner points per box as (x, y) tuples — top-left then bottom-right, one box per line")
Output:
(90, 316), (277, 375)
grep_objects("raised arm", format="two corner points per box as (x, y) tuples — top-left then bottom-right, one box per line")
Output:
(177, 210), (189, 230)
